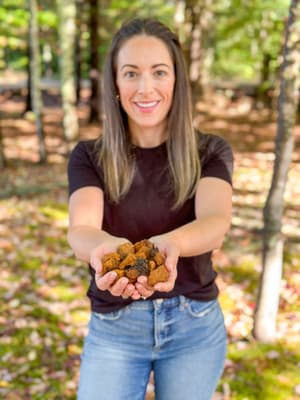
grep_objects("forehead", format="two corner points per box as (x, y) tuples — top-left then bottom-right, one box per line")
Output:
(116, 35), (173, 67)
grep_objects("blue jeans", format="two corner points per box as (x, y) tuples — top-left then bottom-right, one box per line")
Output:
(77, 296), (227, 400)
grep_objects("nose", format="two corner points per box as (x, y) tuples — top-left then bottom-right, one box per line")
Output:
(137, 74), (154, 95)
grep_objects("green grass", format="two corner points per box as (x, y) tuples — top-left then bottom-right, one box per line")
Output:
(220, 341), (300, 400)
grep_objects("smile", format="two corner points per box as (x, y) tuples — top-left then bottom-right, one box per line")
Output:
(135, 101), (160, 109)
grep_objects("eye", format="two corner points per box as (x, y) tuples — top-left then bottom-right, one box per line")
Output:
(154, 70), (167, 77)
(124, 71), (137, 78)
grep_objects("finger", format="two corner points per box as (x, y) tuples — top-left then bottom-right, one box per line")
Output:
(164, 247), (179, 272)
(90, 255), (102, 273)
(135, 281), (154, 297)
(110, 277), (129, 297)
(137, 275), (153, 291)
(96, 271), (117, 291)
(122, 283), (135, 298)
(131, 289), (142, 300)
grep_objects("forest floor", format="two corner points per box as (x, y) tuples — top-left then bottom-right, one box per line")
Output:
(0, 83), (300, 400)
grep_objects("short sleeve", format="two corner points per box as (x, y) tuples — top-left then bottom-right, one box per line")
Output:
(67, 140), (104, 197)
(199, 134), (234, 185)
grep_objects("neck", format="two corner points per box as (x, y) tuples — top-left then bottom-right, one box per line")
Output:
(128, 122), (168, 148)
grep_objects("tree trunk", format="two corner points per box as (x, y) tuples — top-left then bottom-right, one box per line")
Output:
(89, 0), (101, 122)
(57, 0), (79, 141)
(257, 52), (273, 107)
(185, 0), (214, 100)
(29, 0), (47, 163)
(253, 0), (300, 343)
(174, 0), (186, 43)
(75, 0), (84, 105)
(0, 120), (6, 168)
(24, 43), (33, 113)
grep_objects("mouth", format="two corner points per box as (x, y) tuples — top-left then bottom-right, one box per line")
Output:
(134, 101), (160, 111)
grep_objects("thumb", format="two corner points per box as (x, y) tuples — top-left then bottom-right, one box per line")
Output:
(164, 243), (180, 272)
(90, 249), (103, 274)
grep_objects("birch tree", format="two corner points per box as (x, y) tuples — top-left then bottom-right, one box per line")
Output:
(185, 0), (215, 99)
(253, 0), (300, 342)
(29, 0), (46, 163)
(0, 120), (6, 168)
(57, 0), (79, 141)
(89, 0), (101, 122)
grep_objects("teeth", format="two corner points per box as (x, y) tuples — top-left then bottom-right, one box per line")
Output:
(136, 101), (158, 108)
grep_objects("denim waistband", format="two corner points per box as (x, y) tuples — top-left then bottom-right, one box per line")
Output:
(126, 295), (216, 311)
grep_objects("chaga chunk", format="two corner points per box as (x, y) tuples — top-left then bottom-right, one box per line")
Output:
(148, 264), (169, 286)
(134, 239), (154, 252)
(114, 269), (126, 279)
(119, 253), (137, 270)
(117, 242), (135, 259)
(102, 252), (121, 274)
(135, 247), (151, 260)
(153, 251), (165, 266)
(148, 260), (156, 271)
(100, 240), (169, 286)
(134, 258), (149, 276)
(125, 267), (140, 283)
(149, 247), (158, 258)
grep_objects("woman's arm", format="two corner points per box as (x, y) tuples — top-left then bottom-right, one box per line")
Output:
(67, 186), (140, 298)
(149, 177), (232, 292)
(68, 186), (118, 261)
(153, 177), (232, 257)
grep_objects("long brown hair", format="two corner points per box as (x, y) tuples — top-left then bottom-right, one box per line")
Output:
(97, 18), (200, 209)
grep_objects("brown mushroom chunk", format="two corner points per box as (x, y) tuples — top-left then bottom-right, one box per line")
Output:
(102, 252), (121, 274)
(148, 264), (169, 286)
(119, 253), (137, 270)
(100, 240), (169, 286)
(117, 242), (135, 259)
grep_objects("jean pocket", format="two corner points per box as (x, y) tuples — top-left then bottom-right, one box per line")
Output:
(185, 298), (218, 318)
(92, 309), (124, 321)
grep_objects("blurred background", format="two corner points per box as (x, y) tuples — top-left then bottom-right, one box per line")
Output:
(0, 0), (299, 399)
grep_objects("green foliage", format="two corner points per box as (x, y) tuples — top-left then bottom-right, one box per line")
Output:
(38, 9), (58, 28)
(0, 0), (293, 83)
(0, 0), (58, 71)
(108, 0), (174, 24)
(212, 0), (290, 80)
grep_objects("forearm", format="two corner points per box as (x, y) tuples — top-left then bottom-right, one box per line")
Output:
(67, 225), (118, 263)
(154, 215), (231, 257)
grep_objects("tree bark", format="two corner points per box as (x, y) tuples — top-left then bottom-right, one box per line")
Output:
(0, 120), (6, 168)
(253, 0), (300, 343)
(24, 43), (33, 113)
(174, 0), (186, 43)
(89, 0), (101, 122)
(258, 52), (273, 107)
(75, 0), (84, 105)
(29, 0), (47, 163)
(57, 0), (79, 141)
(185, 0), (214, 100)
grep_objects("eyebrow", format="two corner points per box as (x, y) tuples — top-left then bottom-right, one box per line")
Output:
(120, 63), (171, 70)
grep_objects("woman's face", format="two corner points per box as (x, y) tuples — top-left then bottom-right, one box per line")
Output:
(116, 35), (175, 139)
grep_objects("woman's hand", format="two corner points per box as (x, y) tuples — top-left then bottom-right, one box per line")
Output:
(136, 235), (180, 297)
(90, 238), (137, 299)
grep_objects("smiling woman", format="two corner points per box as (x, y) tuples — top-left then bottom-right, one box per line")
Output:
(116, 35), (175, 146)
(67, 17), (234, 400)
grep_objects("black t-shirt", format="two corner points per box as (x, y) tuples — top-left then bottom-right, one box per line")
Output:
(68, 132), (234, 312)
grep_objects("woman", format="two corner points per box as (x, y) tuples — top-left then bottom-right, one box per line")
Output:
(68, 17), (233, 400)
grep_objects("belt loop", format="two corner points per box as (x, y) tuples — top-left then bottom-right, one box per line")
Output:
(179, 295), (185, 311)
